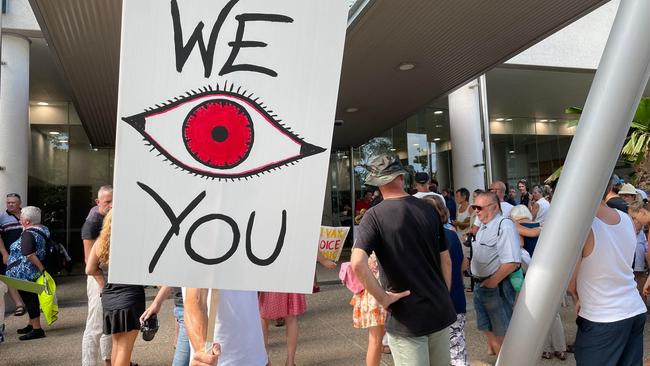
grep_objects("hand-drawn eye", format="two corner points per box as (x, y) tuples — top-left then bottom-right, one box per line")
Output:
(121, 82), (326, 180)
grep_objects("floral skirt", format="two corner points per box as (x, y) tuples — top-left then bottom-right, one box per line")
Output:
(351, 289), (386, 329)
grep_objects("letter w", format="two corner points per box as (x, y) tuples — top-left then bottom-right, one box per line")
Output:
(170, 0), (239, 78)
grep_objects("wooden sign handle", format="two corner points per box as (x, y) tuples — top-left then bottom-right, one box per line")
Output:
(204, 288), (219, 353)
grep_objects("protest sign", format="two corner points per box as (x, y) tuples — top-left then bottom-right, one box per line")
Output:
(109, 0), (348, 293)
(0, 275), (45, 294)
(318, 226), (350, 262)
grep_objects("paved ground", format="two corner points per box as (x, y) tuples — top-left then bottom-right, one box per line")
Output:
(0, 267), (647, 365)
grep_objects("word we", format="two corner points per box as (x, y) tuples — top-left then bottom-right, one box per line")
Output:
(171, 0), (293, 78)
(138, 182), (286, 273)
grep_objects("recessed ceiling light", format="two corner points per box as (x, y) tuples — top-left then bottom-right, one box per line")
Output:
(37, 102), (49, 106)
(390, 148), (396, 151)
(397, 62), (416, 71)
(506, 118), (513, 121)
(345, 107), (358, 113)
(549, 119), (557, 122)
(540, 119), (549, 122)
(496, 118), (505, 121)
(49, 131), (60, 135)
(434, 138), (441, 142)
(413, 143), (419, 146)
(341, 155), (348, 159)
(509, 150), (515, 154)
(59, 140), (69, 143)
(434, 110), (444, 115)
(435, 124), (443, 128)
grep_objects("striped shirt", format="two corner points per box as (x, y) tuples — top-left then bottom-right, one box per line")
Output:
(0, 210), (22, 248)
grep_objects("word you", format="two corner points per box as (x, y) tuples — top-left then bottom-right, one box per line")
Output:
(138, 182), (286, 273)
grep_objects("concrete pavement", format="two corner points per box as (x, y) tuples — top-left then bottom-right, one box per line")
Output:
(0, 267), (647, 365)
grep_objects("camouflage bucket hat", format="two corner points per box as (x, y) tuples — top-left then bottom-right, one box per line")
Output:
(364, 153), (407, 186)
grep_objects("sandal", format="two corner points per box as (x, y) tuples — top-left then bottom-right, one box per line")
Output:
(554, 351), (566, 360)
(14, 306), (26, 316)
(381, 345), (391, 354)
(542, 351), (553, 359)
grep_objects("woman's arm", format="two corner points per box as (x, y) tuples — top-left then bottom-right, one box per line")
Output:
(85, 245), (105, 288)
(515, 222), (541, 237)
(140, 286), (174, 322)
(26, 253), (45, 273)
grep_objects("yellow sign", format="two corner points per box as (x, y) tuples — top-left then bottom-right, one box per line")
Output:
(318, 226), (350, 262)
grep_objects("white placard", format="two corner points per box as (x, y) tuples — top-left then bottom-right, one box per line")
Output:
(109, 0), (348, 293)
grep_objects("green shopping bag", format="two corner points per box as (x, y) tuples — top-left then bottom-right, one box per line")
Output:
(36, 271), (59, 325)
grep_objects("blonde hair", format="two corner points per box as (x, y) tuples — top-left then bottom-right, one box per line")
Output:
(628, 199), (649, 215)
(95, 209), (113, 266)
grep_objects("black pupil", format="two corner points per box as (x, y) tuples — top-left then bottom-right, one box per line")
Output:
(211, 126), (228, 142)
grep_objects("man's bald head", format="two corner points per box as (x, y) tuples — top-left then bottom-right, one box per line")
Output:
(489, 181), (507, 202)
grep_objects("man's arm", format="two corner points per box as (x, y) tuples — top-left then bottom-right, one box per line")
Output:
(440, 250), (452, 290)
(184, 287), (220, 366)
(568, 229), (593, 315)
(0, 238), (8, 265)
(83, 239), (95, 263)
(351, 248), (410, 309)
(481, 262), (519, 288)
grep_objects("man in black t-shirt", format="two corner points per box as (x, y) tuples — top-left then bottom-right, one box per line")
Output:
(352, 154), (456, 366)
(81, 186), (113, 366)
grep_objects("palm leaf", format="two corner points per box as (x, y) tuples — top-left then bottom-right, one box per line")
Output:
(632, 98), (650, 128)
(564, 107), (583, 115)
(544, 166), (563, 184)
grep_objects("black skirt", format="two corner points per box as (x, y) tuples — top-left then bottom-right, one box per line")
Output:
(102, 284), (145, 335)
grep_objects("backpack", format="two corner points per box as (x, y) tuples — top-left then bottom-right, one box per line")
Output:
(30, 230), (69, 275)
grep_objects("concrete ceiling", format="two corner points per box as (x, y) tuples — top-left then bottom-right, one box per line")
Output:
(29, 0), (607, 148)
(29, 37), (72, 103)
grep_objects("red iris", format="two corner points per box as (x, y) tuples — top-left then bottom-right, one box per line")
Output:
(182, 99), (254, 169)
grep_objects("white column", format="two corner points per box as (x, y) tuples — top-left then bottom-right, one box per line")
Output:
(0, 34), (30, 202)
(498, 0), (650, 364)
(449, 79), (486, 194)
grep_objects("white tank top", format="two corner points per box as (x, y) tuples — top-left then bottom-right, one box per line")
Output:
(534, 197), (550, 224)
(577, 210), (647, 322)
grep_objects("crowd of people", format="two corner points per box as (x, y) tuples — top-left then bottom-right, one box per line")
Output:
(0, 155), (649, 366)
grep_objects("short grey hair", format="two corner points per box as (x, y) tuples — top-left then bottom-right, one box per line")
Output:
(97, 185), (113, 198)
(510, 204), (533, 221)
(21, 206), (41, 225)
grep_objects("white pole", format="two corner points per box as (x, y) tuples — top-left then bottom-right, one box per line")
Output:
(497, 1), (650, 365)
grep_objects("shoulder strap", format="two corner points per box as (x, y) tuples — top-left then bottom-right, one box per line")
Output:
(497, 218), (512, 237)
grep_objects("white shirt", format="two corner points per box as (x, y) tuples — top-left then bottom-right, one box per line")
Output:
(413, 191), (446, 207)
(471, 213), (521, 277)
(184, 289), (268, 366)
(534, 197), (550, 224)
(577, 211), (646, 323)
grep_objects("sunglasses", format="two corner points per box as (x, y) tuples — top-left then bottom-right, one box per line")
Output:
(471, 202), (496, 212)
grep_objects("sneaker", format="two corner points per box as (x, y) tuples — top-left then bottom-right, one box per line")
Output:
(18, 328), (45, 341)
(17, 324), (33, 334)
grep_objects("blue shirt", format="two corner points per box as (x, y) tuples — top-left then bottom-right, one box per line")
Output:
(446, 228), (466, 314)
(6, 226), (49, 281)
(521, 222), (540, 256)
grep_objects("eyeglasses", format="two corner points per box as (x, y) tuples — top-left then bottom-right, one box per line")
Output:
(6, 193), (21, 199)
(471, 203), (496, 212)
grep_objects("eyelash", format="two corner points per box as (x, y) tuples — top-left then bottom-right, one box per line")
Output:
(129, 81), (309, 181)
